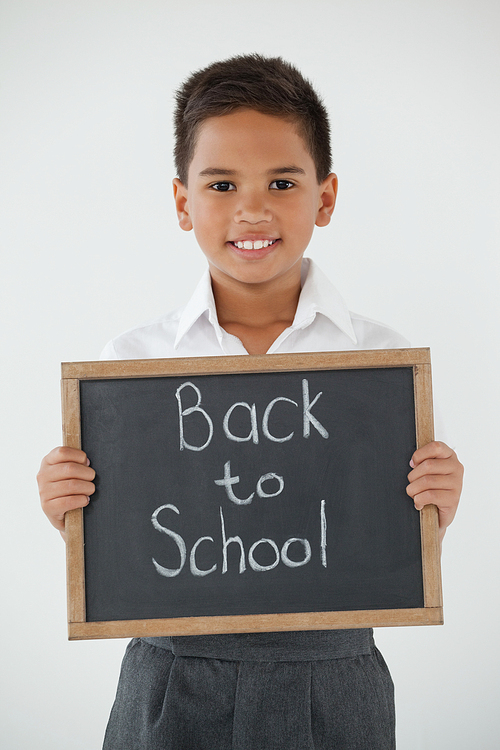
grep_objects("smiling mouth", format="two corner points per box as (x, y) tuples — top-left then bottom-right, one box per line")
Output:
(230, 239), (279, 250)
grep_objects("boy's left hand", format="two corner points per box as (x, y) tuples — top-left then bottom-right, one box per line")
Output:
(406, 441), (463, 543)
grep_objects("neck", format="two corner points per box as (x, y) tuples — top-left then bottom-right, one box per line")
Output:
(210, 266), (302, 355)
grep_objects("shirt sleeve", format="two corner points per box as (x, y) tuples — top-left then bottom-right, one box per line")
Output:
(99, 339), (119, 361)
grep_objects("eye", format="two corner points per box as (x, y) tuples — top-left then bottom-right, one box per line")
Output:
(210, 182), (236, 192)
(270, 179), (294, 190)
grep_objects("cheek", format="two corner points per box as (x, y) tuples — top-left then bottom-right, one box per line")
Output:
(194, 196), (227, 225)
(192, 208), (223, 250)
(286, 199), (318, 237)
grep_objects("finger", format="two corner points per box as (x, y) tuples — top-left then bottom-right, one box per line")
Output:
(410, 441), (454, 468)
(41, 446), (90, 469)
(39, 477), (96, 504)
(406, 473), (459, 500)
(43, 494), (91, 532)
(408, 489), (458, 525)
(39, 461), (96, 486)
(407, 455), (461, 483)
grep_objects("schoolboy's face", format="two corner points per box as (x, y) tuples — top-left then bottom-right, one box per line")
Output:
(173, 109), (337, 289)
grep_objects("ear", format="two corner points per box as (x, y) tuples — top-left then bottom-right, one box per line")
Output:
(315, 173), (338, 228)
(173, 178), (193, 231)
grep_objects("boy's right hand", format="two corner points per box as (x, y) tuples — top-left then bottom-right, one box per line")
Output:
(37, 447), (96, 538)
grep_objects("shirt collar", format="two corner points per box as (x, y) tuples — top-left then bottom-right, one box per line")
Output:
(174, 257), (357, 350)
(174, 268), (220, 349)
(292, 258), (357, 343)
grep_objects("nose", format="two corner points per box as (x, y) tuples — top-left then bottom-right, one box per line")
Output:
(234, 188), (272, 223)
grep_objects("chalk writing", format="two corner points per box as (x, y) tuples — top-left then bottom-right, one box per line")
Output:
(214, 461), (284, 505)
(151, 502), (327, 577)
(176, 378), (328, 452)
(152, 377), (332, 580)
(176, 382), (213, 452)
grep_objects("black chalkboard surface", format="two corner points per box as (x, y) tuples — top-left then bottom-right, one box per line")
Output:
(62, 349), (442, 640)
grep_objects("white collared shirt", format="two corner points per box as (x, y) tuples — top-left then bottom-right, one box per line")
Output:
(100, 258), (409, 360)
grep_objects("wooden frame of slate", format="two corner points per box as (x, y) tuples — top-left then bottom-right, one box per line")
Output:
(62, 348), (443, 640)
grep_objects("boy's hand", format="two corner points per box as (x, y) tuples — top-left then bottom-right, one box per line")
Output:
(406, 441), (463, 543)
(37, 446), (96, 538)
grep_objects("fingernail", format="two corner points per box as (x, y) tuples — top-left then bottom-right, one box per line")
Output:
(86, 458), (90, 466)
(409, 459), (415, 468)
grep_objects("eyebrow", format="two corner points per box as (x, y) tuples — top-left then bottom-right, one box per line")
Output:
(198, 168), (237, 177)
(268, 166), (306, 176)
(197, 166), (306, 178)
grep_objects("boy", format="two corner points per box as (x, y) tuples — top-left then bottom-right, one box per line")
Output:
(38, 55), (463, 749)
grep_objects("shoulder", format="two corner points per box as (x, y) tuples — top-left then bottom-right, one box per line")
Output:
(299, 259), (410, 351)
(100, 307), (184, 360)
(349, 311), (411, 350)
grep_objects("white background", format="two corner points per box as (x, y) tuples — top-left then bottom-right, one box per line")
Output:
(1, 1), (499, 748)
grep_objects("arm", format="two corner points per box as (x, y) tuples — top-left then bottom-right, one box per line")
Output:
(37, 446), (96, 541)
(406, 441), (463, 544)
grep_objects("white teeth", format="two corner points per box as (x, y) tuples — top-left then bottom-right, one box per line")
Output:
(235, 239), (275, 249)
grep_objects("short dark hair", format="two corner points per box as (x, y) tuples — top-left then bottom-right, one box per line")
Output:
(174, 54), (332, 185)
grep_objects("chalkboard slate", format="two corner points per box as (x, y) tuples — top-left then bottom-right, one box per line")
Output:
(62, 349), (443, 640)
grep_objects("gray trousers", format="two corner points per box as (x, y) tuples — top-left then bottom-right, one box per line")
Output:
(103, 631), (395, 749)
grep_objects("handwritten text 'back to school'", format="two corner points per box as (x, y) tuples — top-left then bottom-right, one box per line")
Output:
(151, 379), (328, 580)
